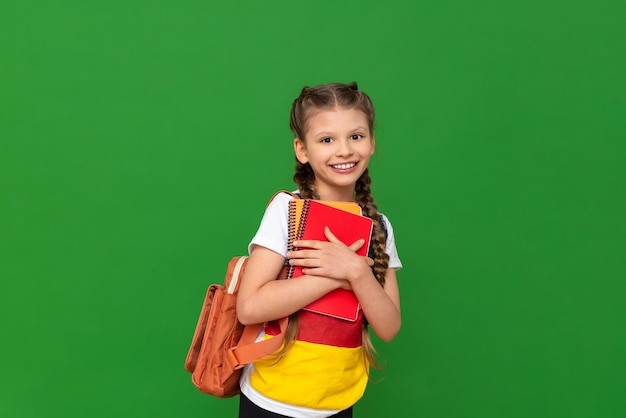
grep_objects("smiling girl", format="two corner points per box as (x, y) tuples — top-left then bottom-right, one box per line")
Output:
(236, 82), (403, 418)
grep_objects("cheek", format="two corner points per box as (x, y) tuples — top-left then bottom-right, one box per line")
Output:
(359, 143), (375, 157)
(307, 147), (331, 162)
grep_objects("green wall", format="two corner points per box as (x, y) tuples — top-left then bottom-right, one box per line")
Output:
(2, 1), (625, 417)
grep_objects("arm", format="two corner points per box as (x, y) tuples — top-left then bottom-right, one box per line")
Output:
(236, 245), (348, 325)
(287, 227), (401, 342)
(349, 266), (401, 342)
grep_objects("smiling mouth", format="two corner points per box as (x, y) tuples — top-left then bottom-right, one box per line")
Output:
(331, 163), (357, 169)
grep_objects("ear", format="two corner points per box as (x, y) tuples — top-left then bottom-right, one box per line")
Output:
(294, 138), (309, 164)
(370, 134), (376, 155)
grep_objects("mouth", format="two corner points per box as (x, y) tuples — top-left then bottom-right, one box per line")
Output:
(331, 162), (357, 170)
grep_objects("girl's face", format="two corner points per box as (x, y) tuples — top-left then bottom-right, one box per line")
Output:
(294, 107), (375, 201)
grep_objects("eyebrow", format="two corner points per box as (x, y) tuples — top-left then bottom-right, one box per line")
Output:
(311, 126), (369, 137)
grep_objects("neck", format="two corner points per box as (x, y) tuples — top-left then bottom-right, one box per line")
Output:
(316, 185), (356, 202)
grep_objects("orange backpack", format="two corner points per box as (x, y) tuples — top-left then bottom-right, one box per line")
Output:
(184, 256), (289, 397)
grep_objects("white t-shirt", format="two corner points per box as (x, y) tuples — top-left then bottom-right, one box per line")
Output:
(241, 192), (403, 417)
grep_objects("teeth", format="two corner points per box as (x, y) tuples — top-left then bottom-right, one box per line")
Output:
(333, 163), (356, 169)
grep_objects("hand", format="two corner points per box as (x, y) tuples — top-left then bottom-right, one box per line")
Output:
(287, 227), (372, 283)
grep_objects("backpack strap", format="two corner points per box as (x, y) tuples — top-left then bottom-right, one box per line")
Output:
(379, 214), (388, 240)
(227, 260), (290, 370)
(228, 314), (289, 370)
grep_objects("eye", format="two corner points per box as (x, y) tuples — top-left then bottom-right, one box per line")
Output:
(351, 134), (363, 140)
(320, 137), (333, 143)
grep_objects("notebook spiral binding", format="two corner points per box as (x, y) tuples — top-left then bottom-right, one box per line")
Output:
(297, 200), (311, 241)
(287, 199), (311, 279)
(288, 199), (298, 250)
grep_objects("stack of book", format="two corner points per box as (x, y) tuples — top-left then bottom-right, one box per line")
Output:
(288, 198), (373, 322)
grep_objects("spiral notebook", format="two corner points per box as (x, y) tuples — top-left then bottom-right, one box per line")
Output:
(288, 198), (362, 250)
(288, 199), (373, 321)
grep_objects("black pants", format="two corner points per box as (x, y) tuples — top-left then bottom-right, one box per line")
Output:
(239, 393), (353, 418)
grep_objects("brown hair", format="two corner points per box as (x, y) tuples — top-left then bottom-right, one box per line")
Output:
(279, 82), (390, 370)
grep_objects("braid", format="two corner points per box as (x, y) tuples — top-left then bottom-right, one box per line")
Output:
(293, 161), (318, 199)
(354, 168), (389, 372)
(355, 169), (389, 287)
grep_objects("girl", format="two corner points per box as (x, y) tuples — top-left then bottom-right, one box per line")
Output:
(236, 82), (402, 418)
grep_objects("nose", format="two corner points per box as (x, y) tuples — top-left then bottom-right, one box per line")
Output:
(335, 138), (354, 157)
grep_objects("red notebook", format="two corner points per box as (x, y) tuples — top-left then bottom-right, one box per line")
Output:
(290, 199), (374, 321)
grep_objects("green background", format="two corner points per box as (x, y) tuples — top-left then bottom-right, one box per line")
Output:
(2, 1), (625, 417)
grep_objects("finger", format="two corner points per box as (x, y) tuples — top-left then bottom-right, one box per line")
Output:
(290, 257), (321, 268)
(287, 249), (321, 259)
(301, 267), (325, 276)
(292, 240), (324, 250)
(348, 238), (366, 252)
(323, 227), (342, 244)
(365, 257), (374, 267)
(320, 227), (364, 252)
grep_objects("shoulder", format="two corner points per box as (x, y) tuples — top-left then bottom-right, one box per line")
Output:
(266, 190), (298, 208)
(248, 190), (295, 257)
(377, 212), (403, 269)
(259, 191), (294, 223)
(267, 191), (293, 206)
